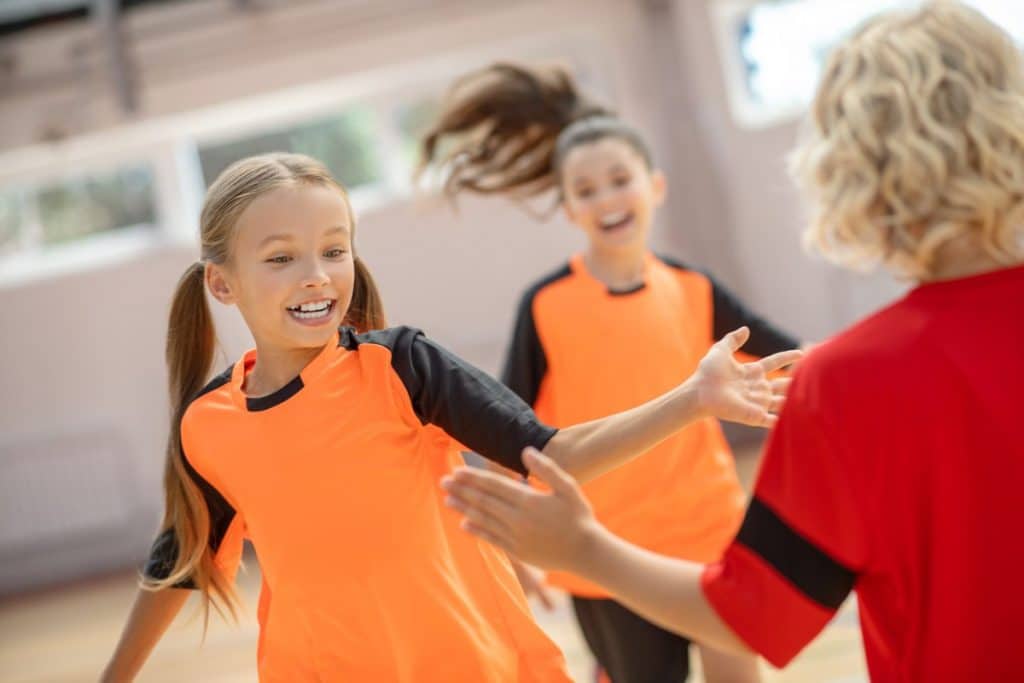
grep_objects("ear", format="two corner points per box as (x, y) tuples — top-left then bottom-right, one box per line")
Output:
(205, 262), (236, 305)
(650, 169), (667, 207)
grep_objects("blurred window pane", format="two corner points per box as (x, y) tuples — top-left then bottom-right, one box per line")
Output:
(35, 165), (157, 246)
(0, 189), (21, 257)
(736, 0), (1023, 116)
(394, 96), (440, 172)
(198, 107), (382, 190)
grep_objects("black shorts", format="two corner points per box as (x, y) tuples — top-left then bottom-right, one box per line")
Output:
(572, 596), (692, 683)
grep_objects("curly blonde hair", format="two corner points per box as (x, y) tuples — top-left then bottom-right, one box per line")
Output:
(790, 0), (1024, 279)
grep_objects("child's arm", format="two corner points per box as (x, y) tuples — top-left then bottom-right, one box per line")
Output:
(540, 328), (798, 482)
(443, 358), (867, 667)
(384, 325), (797, 483)
(441, 448), (748, 654)
(101, 587), (191, 681)
(103, 477), (246, 680)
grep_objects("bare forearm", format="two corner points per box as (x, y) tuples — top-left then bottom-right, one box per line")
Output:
(102, 587), (191, 681)
(572, 524), (751, 656)
(544, 379), (704, 482)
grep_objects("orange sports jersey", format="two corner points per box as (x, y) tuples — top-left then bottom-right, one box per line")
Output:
(145, 326), (571, 682)
(503, 252), (798, 597)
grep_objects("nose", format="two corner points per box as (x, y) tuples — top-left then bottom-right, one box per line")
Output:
(300, 258), (330, 288)
(596, 188), (622, 209)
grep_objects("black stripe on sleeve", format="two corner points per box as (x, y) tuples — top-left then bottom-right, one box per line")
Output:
(348, 326), (557, 475)
(736, 496), (856, 610)
(500, 264), (571, 407)
(658, 255), (799, 356)
(143, 367), (238, 589)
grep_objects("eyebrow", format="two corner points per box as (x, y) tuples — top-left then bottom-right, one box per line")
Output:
(258, 225), (349, 248)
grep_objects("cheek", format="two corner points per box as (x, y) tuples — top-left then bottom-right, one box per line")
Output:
(239, 269), (289, 311)
(625, 187), (652, 211)
(566, 199), (596, 224)
(331, 259), (357, 293)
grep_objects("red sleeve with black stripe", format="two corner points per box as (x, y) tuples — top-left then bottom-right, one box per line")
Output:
(701, 358), (867, 666)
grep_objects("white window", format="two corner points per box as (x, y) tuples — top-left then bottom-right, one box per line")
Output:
(713, 0), (1024, 129)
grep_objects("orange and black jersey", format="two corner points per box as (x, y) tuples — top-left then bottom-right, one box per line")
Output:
(503, 254), (799, 407)
(502, 252), (798, 597)
(145, 326), (569, 682)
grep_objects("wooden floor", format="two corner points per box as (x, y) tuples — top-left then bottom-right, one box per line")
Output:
(0, 447), (868, 682)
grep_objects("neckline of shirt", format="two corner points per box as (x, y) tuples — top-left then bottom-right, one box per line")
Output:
(570, 252), (655, 297)
(229, 328), (343, 412)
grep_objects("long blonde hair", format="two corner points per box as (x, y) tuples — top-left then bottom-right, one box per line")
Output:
(144, 153), (385, 621)
(790, 0), (1024, 278)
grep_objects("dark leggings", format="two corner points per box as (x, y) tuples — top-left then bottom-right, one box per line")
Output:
(572, 596), (692, 683)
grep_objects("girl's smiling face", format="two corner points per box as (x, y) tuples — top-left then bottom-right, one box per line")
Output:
(206, 182), (356, 352)
(560, 137), (666, 253)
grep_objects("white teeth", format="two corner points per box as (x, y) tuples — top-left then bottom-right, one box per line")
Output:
(601, 212), (629, 226)
(299, 301), (329, 312)
(289, 300), (333, 319)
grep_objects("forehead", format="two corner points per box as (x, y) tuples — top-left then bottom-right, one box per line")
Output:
(234, 182), (351, 240)
(561, 137), (646, 179)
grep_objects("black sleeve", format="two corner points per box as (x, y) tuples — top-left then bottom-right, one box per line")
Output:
(371, 327), (558, 476)
(143, 454), (237, 589)
(500, 289), (548, 407)
(709, 275), (800, 357)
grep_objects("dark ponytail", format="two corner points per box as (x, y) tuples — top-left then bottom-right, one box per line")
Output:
(418, 63), (651, 204)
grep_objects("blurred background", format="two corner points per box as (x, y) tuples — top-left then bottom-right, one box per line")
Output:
(0, 1), (1019, 681)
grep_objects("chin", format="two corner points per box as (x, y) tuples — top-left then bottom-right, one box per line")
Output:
(286, 320), (341, 346)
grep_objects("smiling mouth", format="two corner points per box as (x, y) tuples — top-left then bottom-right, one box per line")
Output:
(599, 211), (634, 232)
(286, 299), (336, 321)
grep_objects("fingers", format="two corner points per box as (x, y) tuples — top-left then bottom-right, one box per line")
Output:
(462, 520), (516, 555)
(759, 349), (803, 374)
(770, 377), (792, 394)
(718, 326), (751, 353)
(445, 467), (530, 507)
(522, 448), (579, 499)
(443, 486), (518, 540)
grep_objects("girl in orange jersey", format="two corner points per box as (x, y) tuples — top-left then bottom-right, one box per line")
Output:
(420, 64), (800, 683)
(101, 153), (797, 682)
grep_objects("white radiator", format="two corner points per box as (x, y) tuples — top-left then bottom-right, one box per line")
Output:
(0, 427), (149, 593)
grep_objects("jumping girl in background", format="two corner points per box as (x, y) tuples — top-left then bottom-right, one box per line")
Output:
(420, 63), (800, 683)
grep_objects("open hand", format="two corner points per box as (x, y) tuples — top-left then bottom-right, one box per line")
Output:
(693, 327), (802, 428)
(442, 448), (598, 572)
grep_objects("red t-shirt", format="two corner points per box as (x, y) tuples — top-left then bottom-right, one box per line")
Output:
(702, 264), (1024, 682)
